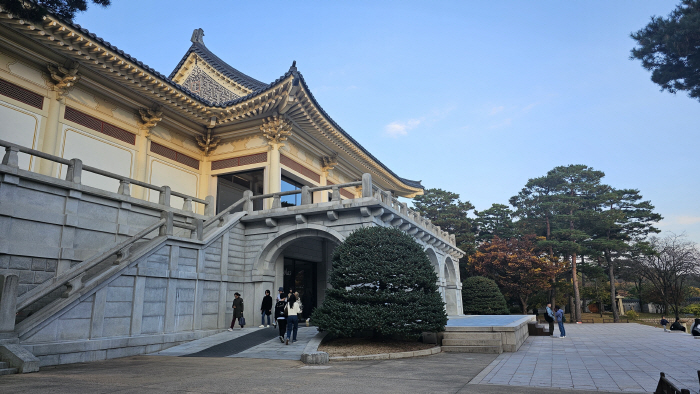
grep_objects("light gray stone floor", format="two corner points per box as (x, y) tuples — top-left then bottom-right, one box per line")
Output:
(148, 326), (319, 360)
(148, 328), (258, 356)
(229, 326), (318, 360)
(471, 323), (700, 393)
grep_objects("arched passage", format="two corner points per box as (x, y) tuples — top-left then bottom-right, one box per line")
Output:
(252, 225), (344, 326)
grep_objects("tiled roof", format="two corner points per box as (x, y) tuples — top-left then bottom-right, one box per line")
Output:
(52, 21), (423, 190)
(168, 42), (268, 92)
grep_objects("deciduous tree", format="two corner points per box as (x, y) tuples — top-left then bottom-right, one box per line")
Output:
(632, 234), (700, 319)
(468, 235), (563, 314)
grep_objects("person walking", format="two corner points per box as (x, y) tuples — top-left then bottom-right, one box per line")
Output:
(274, 293), (287, 342)
(545, 303), (555, 337)
(259, 290), (272, 328)
(660, 316), (669, 332)
(285, 293), (302, 345)
(228, 292), (244, 331)
(554, 306), (566, 338)
(274, 287), (285, 328)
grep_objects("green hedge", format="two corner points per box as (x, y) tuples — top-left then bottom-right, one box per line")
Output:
(462, 276), (509, 315)
(311, 226), (447, 338)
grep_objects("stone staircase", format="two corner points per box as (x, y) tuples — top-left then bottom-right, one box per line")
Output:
(527, 321), (550, 336)
(441, 331), (503, 354)
(0, 361), (18, 375)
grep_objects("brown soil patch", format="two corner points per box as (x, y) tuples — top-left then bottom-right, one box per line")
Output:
(318, 337), (435, 357)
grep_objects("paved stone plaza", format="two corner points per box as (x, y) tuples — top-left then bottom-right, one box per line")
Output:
(0, 352), (629, 394)
(471, 323), (700, 393)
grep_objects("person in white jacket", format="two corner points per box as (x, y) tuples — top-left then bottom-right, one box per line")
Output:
(285, 294), (302, 345)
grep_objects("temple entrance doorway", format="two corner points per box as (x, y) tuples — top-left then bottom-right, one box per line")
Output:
(283, 258), (317, 320)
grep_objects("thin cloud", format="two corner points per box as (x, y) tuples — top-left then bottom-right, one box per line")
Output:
(489, 106), (505, 115)
(384, 118), (422, 138)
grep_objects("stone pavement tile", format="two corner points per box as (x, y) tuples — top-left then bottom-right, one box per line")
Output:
(478, 323), (700, 393)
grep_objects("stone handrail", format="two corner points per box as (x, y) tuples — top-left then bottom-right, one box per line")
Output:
(370, 184), (456, 246)
(0, 139), (209, 212)
(13, 207), (205, 327)
(251, 180), (364, 208)
(16, 218), (166, 312)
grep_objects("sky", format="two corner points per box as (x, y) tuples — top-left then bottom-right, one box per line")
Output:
(75, 1), (699, 242)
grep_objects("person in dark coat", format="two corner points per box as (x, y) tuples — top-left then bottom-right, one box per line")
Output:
(274, 294), (287, 342)
(691, 318), (700, 336)
(228, 292), (244, 331)
(670, 317), (686, 332)
(259, 290), (273, 328)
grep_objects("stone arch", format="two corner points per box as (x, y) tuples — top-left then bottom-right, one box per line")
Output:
(424, 246), (441, 280)
(444, 255), (458, 286)
(253, 225), (345, 276)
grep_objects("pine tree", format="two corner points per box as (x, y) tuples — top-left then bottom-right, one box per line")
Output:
(461, 276), (509, 315)
(311, 226), (447, 338)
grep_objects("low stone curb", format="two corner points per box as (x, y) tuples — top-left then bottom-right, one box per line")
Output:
(300, 330), (329, 365)
(329, 346), (441, 361)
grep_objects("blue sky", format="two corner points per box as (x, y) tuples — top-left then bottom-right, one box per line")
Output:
(76, 1), (699, 242)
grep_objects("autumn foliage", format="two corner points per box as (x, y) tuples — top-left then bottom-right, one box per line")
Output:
(468, 235), (564, 314)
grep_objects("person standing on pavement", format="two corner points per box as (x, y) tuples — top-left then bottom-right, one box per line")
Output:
(228, 292), (244, 331)
(545, 303), (555, 337)
(285, 293), (302, 345)
(660, 316), (669, 332)
(259, 290), (272, 328)
(275, 293), (287, 342)
(554, 306), (566, 338)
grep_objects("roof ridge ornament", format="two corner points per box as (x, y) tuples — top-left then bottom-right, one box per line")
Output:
(289, 60), (297, 73)
(191, 28), (205, 45)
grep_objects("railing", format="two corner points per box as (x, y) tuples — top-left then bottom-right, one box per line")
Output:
(11, 208), (205, 332)
(654, 372), (691, 394)
(0, 139), (209, 213)
(370, 182), (456, 246)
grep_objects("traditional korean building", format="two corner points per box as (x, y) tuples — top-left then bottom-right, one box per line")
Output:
(0, 11), (463, 369)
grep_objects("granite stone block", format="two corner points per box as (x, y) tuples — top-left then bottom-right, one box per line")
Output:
(9, 256), (32, 270)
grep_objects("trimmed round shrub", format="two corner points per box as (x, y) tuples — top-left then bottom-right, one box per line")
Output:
(625, 310), (638, 320)
(462, 276), (509, 315)
(311, 226), (447, 338)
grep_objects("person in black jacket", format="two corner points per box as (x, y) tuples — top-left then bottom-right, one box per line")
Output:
(691, 318), (700, 336)
(670, 317), (686, 332)
(274, 294), (287, 342)
(259, 290), (273, 328)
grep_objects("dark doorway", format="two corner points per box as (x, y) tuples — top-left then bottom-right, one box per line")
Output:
(216, 169), (264, 213)
(283, 258), (317, 319)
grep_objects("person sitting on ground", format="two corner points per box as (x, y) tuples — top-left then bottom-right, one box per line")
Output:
(691, 318), (700, 337)
(660, 316), (669, 332)
(259, 289), (273, 328)
(670, 317), (686, 332)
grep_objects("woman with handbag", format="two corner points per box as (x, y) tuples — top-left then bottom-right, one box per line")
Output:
(285, 293), (302, 345)
(228, 292), (244, 331)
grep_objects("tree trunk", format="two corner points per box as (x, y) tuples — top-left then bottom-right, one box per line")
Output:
(572, 253), (582, 322)
(550, 278), (556, 311)
(605, 251), (620, 322)
(519, 294), (528, 316)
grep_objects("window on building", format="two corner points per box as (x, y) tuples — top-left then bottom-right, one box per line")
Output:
(281, 176), (312, 207)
